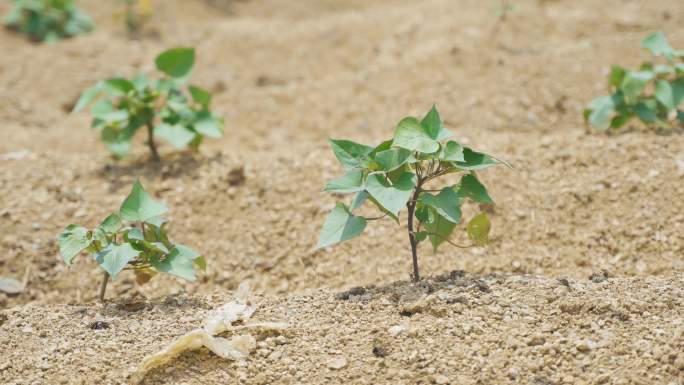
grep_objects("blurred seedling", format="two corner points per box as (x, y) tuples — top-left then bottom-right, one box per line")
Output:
(490, 1), (516, 40)
(4, 0), (93, 42)
(119, 0), (153, 39)
(585, 31), (684, 132)
(58, 180), (206, 302)
(73, 47), (224, 161)
(317, 105), (509, 281)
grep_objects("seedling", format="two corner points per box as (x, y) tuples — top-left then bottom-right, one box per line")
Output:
(73, 47), (224, 161)
(4, 0), (93, 42)
(585, 31), (684, 132)
(317, 106), (509, 281)
(57, 180), (206, 301)
(119, 0), (152, 39)
(490, 1), (516, 40)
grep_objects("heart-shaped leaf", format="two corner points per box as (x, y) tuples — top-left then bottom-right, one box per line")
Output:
(119, 181), (168, 223)
(316, 203), (367, 249)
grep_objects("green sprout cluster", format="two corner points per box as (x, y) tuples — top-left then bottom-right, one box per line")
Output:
(58, 181), (206, 301)
(317, 106), (509, 281)
(4, 0), (93, 42)
(585, 32), (684, 132)
(73, 47), (224, 161)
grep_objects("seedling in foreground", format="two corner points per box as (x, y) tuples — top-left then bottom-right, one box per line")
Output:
(585, 31), (684, 132)
(74, 47), (224, 161)
(4, 0), (93, 42)
(58, 180), (206, 301)
(317, 106), (509, 281)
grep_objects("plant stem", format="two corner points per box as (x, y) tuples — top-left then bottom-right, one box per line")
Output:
(406, 180), (423, 282)
(98, 271), (109, 302)
(146, 122), (160, 162)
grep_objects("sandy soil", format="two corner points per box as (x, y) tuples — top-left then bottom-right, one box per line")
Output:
(1, 273), (683, 384)
(1, 0), (683, 383)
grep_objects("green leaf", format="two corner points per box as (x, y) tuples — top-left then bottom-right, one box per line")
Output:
(119, 180), (168, 223)
(419, 187), (461, 224)
(58, 225), (91, 265)
(155, 47), (195, 79)
(608, 66), (626, 88)
(420, 105), (453, 141)
(671, 78), (684, 107)
(151, 245), (199, 281)
(193, 111), (223, 138)
(585, 95), (616, 130)
(194, 256), (207, 271)
(100, 213), (122, 233)
(125, 228), (145, 241)
(393, 117), (439, 154)
(642, 31), (673, 59)
(103, 78), (134, 96)
(439, 140), (465, 162)
(316, 203), (367, 249)
(324, 169), (365, 193)
(634, 102), (657, 123)
(329, 139), (373, 170)
(95, 243), (140, 279)
(101, 127), (133, 158)
(620, 71), (654, 103)
(350, 191), (368, 211)
(457, 174), (493, 204)
(467, 212), (491, 246)
(374, 148), (411, 171)
(422, 209), (456, 250)
(655, 80), (675, 110)
(455, 148), (502, 170)
(189, 85), (212, 109)
(145, 216), (167, 228)
(72, 83), (103, 113)
(155, 123), (196, 149)
(365, 172), (416, 217)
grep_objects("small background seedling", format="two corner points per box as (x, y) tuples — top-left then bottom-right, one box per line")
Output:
(118, 0), (153, 39)
(4, 0), (93, 42)
(585, 31), (684, 132)
(317, 105), (509, 281)
(73, 47), (224, 161)
(490, 1), (516, 41)
(57, 180), (206, 301)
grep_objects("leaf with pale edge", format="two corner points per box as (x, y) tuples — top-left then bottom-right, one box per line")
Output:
(58, 225), (91, 265)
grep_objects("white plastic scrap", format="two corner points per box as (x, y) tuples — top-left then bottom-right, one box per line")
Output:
(131, 283), (288, 383)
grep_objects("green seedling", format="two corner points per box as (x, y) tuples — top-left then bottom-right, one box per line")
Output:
(317, 106), (509, 281)
(585, 31), (684, 132)
(57, 180), (206, 301)
(4, 0), (93, 42)
(73, 47), (223, 161)
(119, 0), (152, 39)
(490, 1), (516, 40)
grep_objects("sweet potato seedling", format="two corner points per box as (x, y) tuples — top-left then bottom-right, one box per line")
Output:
(73, 47), (224, 161)
(317, 106), (509, 281)
(58, 180), (206, 301)
(585, 31), (684, 132)
(4, 0), (93, 42)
